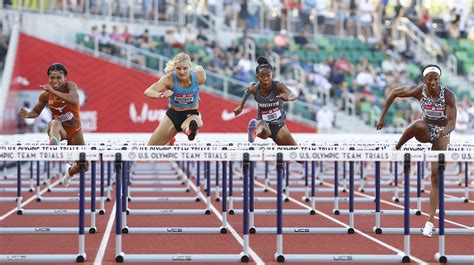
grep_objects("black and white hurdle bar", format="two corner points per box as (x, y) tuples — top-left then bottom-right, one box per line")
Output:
(272, 152), (413, 263)
(435, 154), (474, 263)
(0, 151), (89, 263)
(112, 150), (255, 263)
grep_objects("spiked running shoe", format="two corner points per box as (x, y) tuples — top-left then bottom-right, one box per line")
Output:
(49, 137), (59, 145)
(422, 221), (435, 237)
(188, 120), (198, 141)
(61, 163), (73, 187)
(247, 119), (257, 143)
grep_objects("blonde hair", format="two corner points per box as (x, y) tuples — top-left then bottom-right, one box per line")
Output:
(164, 53), (192, 74)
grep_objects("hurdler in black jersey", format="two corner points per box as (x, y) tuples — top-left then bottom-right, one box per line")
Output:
(255, 81), (286, 137)
(233, 56), (298, 146)
(376, 64), (457, 238)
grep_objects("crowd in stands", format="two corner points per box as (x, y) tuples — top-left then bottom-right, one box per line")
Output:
(78, 18), (474, 133)
(5, 0), (474, 133)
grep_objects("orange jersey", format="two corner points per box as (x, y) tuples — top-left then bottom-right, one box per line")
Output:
(47, 92), (81, 139)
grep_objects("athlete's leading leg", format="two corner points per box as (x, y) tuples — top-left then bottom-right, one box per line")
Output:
(181, 114), (203, 141)
(148, 115), (178, 145)
(395, 119), (430, 150)
(256, 120), (271, 139)
(47, 119), (67, 145)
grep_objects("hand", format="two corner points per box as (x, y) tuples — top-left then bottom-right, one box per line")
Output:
(19, 107), (29, 118)
(233, 106), (243, 116)
(376, 118), (384, 130)
(40, 84), (52, 92)
(161, 90), (174, 98)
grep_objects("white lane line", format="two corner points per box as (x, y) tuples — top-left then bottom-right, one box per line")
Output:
(188, 179), (265, 265)
(338, 179), (473, 228)
(256, 181), (427, 264)
(0, 179), (61, 221)
(94, 204), (116, 265)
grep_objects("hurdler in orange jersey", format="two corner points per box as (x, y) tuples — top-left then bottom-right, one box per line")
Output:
(47, 86), (81, 141)
(19, 63), (88, 186)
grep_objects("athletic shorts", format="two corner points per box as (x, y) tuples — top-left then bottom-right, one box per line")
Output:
(427, 123), (449, 143)
(267, 121), (285, 138)
(166, 109), (200, 132)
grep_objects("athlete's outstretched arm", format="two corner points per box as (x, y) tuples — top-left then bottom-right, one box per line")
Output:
(275, 82), (297, 101)
(144, 74), (173, 99)
(234, 83), (256, 116)
(376, 85), (420, 130)
(194, 65), (207, 86)
(41, 82), (80, 105)
(19, 92), (48, 119)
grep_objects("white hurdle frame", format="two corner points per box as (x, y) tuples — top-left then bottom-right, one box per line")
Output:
(0, 148), (95, 263)
(108, 149), (257, 263)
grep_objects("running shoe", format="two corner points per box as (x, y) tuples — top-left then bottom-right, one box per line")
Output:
(247, 119), (257, 143)
(169, 137), (176, 145)
(61, 163), (73, 187)
(188, 120), (198, 141)
(49, 137), (59, 145)
(422, 221), (435, 237)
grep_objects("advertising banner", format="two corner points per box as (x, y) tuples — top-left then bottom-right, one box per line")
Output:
(10, 34), (316, 133)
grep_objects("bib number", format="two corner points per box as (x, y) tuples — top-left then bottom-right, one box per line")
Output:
(56, 112), (74, 122)
(262, 109), (281, 121)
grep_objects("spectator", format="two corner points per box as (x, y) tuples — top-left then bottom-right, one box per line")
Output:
(184, 25), (197, 44)
(138, 28), (155, 49)
(226, 40), (240, 56)
(196, 28), (209, 45)
(419, 9), (432, 33)
(448, 8), (461, 39)
(355, 66), (375, 88)
(172, 26), (186, 50)
(315, 0), (329, 34)
(334, 53), (353, 75)
(316, 105), (335, 133)
(121, 25), (131, 41)
(97, 24), (113, 54)
(293, 30), (318, 51)
(403, 2), (418, 25)
(110, 25), (124, 42)
(163, 28), (175, 47)
(358, 0), (374, 40)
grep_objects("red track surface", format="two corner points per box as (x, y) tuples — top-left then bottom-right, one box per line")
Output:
(1, 161), (473, 265)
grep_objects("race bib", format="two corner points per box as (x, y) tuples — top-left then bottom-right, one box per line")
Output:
(423, 104), (444, 118)
(173, 93), (195, 104)
(262, 108), (282, 121)
(56, 112), (74, 122)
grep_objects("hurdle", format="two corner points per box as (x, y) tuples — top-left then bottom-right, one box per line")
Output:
(271, 150), (411, 263)
(374, 152), (474, 235)
(230, 161), (312, 217)
(127, 160), (199, 203)
(40, 156), (108, 216)
(112, 149), (252, 263)
(122, 160), (226, 234)
(125, 159), (211, 216)
(0, 150), (89, 262)
(435, 154), (474, 263)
